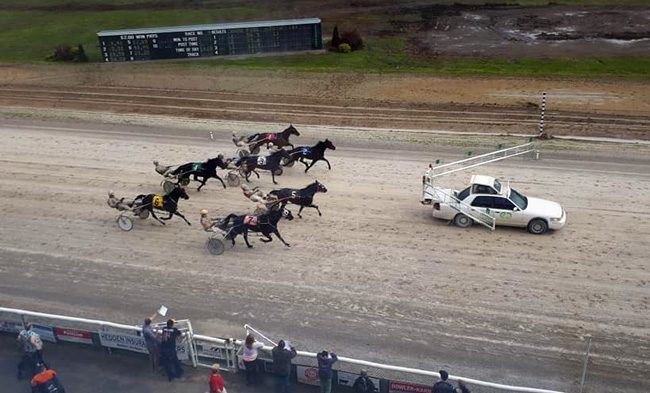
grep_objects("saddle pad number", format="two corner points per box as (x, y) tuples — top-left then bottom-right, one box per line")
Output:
(244, 215), (258, 226)
(192, 163), (202, 171)
(153, 195), (164, 209)
(257, 156), (267, 166)
(266, 133), (276, 141)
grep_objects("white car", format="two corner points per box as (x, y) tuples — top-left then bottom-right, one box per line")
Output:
(423, 175), (566, 234)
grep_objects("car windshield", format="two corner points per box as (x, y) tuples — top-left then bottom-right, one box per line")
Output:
(493, 179), (502, 193)
(457, 186), (470, 200)
(509, 188), (528, 210)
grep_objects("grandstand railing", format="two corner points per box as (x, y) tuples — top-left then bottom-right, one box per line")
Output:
(0, 307), (565, 393)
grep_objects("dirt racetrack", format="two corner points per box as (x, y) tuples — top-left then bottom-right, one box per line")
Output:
(1, 112), (649, 393)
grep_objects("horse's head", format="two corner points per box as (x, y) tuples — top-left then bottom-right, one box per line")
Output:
(286, 124), (300, 137)
(281, 207), (294, 221)
(314, 180), (328, 193)
(177, 186), (190, 200)
(208, 153), (229, 169)
(323, 138), (336, 150)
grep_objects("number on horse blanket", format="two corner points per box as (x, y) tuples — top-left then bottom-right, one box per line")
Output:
(152, 195), (164, 209)
(243, 215), (258, 226)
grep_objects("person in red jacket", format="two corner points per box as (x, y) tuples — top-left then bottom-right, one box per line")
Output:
(209, 363), (226, 393)
(31, 364), (65, 393)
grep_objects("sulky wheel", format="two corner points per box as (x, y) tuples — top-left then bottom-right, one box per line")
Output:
(180, 177), (191, 186)
(162, 180), (175, 194)
(138, 209), (150, 219)
(207, 238), (225, 255)
(117, 215), (134, 231)
(227, 173), (241, 187)
(282, 158), (295, 167)
(273, 167), (283, 176)
(251, 145), (261, 154)
(237, 149), (250, 158)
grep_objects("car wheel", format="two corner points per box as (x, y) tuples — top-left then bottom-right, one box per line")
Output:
(527, 218), (548, 235)
(453, 214), (473, 228)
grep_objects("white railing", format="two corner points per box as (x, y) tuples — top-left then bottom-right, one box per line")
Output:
(0, 307), (565, 393)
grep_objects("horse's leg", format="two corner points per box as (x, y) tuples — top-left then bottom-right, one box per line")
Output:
(272, 171), (278, 185)
(298, 205), (304, 218)
(272, 228), (291, 247)
(253, 170), (260, 179)
(245, 171), (251, 183)
(161, 211), (173, 220)
(174, 211), (191, 226)
(299, 158), (309, 169)
(260, 231), (273, 242)
(288, 143), (294, 149)
(197, 177), (207, 191)
(322, 158), (332, 170)
(215, 175), (226, 189)
(149, 210), (166, 225)
(243, 227), (253, 248)
(304, 160), (317, 173)
(310, 204), (322, 216)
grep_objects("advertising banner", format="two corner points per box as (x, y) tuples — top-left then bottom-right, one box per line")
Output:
(195, 343), (226, 360)
(32, 324), (57, 343)
(0, 320), (23, 333)
(296, 365), (320, 386)
(99, 331), (188, 360)
(54, 327), (93, 345)
(389, 381), (432, 393)
(338, 371), (380, 391)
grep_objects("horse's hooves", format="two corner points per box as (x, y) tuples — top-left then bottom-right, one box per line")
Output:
(285, 244), (291, 248)
(247, 245), (253, 248)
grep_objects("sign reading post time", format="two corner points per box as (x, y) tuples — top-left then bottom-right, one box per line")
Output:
(97, 18), (322, 62)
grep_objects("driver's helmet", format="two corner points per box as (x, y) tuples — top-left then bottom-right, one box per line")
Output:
(200, 209), (208, 216)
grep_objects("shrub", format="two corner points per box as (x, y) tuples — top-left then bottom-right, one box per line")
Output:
(46, 44), (88, 62)
(338, 43), (352, 53)
(340, 30), (364, 51)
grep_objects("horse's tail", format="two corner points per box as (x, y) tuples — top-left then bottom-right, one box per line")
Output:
(220, 213), (237, 227)
(245, 133), (259, 143)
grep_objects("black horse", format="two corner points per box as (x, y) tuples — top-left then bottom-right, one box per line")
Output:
(269, 181), (328, 218)
(234, 149), (291, 184)
(218, 204), (294, 248)
(134, 185), (191, 226)
(170, 155), (231, 191)
(239, 125), (301, 152)
(284, 139), (336, 173)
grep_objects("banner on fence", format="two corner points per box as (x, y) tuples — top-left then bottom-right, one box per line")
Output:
(99, 331), (188, 360)
(297, 365), (320, 386)
(338, 371), (380, 391)
(0, 320), (23, 333)
(32, 324), (57, 343)
(389, 381), (432, 393)
(54, 327), (93, 345)
(195, 343), (226, 360)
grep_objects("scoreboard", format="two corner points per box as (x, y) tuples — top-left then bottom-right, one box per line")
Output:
(97, 18), (322, 62)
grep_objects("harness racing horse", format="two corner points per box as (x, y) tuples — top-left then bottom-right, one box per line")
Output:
(269, 181), (328, 218)
(134, 185), (191, 226)
(218, 203), (294, 248)
(234, 125), (300, 153)
(284, 139), (336, 173)
(169, 155), (231, 191)
(234, 149), (291, 184)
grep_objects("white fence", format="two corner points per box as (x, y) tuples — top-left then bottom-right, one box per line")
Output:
(0, 307), (565, 393)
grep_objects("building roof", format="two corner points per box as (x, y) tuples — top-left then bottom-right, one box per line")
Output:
(97, 18), (321, 37)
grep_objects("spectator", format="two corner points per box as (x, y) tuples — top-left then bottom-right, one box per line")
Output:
(31, 363), (65, 393)
(208, 363), (227, 393)
(431, 370), (456, 393)
(160, 319), (184, 381)
(353, 369), (376, 393)
(17, 322), (43, 380)
(272, 339), (297, 393)
(241, 333), (264, 386)
(457, 379), (471, 393)
(317, 350), (338, 393)
(142, 314), (160, 372)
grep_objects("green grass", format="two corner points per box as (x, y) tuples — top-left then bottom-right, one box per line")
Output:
(179, 37), (650, 78)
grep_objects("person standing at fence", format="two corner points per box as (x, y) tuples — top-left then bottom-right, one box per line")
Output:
(432, 370), (469, 393)
(17, 322), (44, 380)
(353, 370), (376, 393)
(272, 339), (297, 393)
(31, 363), (66, 393)
(317, 350), (338, 393)
(242, 333), (264, 386)
(208, 363), (227, 393)
(160, 319), (184, 382)
(142, 316), (161, 372)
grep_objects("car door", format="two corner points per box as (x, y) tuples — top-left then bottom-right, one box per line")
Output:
(490, 197), (519, 227)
